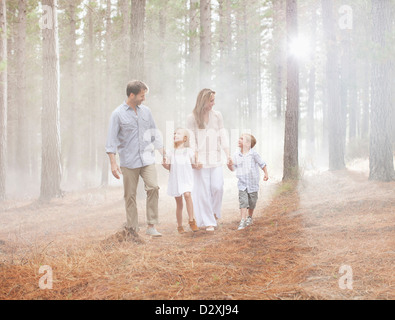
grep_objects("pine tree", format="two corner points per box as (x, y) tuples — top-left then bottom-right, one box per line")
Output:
(40, 0), (62, 201)
(0, 0), (7, 200)
(369, 0), (395, 181)
(283, 0), (299, 181)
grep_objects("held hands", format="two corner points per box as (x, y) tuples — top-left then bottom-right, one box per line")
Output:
(192, 162), (203, 170)
(162, 156), (170, 170)
(227, 156), (234, 171)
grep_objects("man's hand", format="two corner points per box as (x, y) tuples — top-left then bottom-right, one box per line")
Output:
(111, 163), (122, 179)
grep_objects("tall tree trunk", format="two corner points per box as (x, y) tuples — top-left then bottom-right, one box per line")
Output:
(16, 0), (29, 180)
(273, 0), (285, 119)
(361, 62), (370, 139)
(200, 0), (211, 87)
(40, 0), (62, 201)
(87, 2), (98, 176)
(369, 0), (395, 181)
(101, 0), (112, 187)
(66, 0), (79, 185)
(306, 5), (317, 154)
(6, 3), (16, 175)
(120, 0), (130, 83)
(322, 0), (345, 170)
(130, 0), (146, 80)
(348, 53), (357, 140)
(186, 0), (199, 95)
(283, 0), (299, 181)
(0, 0), (7, 200)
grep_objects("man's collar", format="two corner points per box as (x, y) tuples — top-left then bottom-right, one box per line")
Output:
(123, 101), (141, 110)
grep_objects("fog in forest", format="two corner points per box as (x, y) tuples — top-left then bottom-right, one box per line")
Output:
(0, 0), (394, 201)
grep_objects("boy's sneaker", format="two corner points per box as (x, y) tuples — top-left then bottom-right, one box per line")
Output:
(246, 216), (253, 227)
(146, 227), (162, 237)
(237, 219), (246, 230)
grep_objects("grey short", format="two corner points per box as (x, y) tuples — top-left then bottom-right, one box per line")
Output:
(238, 190), (258, 209)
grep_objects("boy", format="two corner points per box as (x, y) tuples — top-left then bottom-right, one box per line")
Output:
(227, 134), (269, 230)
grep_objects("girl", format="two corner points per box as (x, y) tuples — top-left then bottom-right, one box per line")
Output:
(162, 128), (199, 233)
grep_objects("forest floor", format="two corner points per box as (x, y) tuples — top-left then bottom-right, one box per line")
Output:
(0, 159), (394, 300)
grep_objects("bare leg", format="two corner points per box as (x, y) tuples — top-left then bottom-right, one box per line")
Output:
(183, 192), (195, 222)
(248, 208), (254, 218)
(240, 208), (248, 220)
(175, 196), (183, 227)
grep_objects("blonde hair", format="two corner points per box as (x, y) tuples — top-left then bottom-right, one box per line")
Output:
(193, 88), (216, 129)
(174, 128), (190, 149)
(242, 133), (257, 148)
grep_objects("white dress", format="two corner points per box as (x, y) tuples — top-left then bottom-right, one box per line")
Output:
(167, 148), (195, 197)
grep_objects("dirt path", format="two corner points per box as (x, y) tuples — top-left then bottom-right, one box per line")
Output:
(0, 165), (394, 300)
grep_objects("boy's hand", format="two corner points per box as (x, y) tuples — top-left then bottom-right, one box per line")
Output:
(263, 174), (269, 181)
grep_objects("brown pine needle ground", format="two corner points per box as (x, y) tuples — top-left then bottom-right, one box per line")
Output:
(0, 166), (394, 300)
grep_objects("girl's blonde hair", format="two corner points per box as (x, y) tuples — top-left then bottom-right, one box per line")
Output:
(193, 88), (216, 129)
(174, 128), (190, 149)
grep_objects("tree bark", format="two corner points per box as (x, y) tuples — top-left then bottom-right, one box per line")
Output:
(369, 0), (395, 181)
(283, 0), (299, 181)
(40, 0), (62, 201)
(321, 0), (345, 170)
(65, 0), (79, 185)
(101, 0), (112, 187)
(16, 0), (29, 179)
(273, 0), (285, 119)
(200, 0), (211, 87)
(186, 0), (199, 95)
(306, 5), (317, 154)
(130, 0), (146, 80)
(0, 0), (7, 200)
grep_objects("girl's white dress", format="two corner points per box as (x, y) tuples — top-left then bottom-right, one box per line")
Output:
(167, 148), (195, 197)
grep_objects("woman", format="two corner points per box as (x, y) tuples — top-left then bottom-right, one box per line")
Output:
(186, 89), (231, 231)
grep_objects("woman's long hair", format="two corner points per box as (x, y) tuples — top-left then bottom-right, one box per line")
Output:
(192, 88), (216, 129)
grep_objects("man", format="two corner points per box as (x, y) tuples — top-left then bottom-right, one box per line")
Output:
(106, 80), (164, 237)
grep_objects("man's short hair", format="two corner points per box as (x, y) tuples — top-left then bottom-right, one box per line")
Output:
(126, 80), (149, 97)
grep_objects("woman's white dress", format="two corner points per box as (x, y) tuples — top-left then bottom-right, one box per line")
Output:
(186, 110), (229, 228)
(167, 148), (195, 197)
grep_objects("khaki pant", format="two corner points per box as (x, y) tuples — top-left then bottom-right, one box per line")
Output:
(121, 164), (159, 231)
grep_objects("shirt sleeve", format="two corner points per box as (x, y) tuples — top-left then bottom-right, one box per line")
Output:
(253, 150), (266, 169)
(105, 110), (120, 154)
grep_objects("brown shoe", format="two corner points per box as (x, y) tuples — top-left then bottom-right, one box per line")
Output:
(177, 226), (186, 234)
(189, 219), (199, 232)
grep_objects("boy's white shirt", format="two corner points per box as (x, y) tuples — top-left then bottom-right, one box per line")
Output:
(232, 147), (266, 193)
